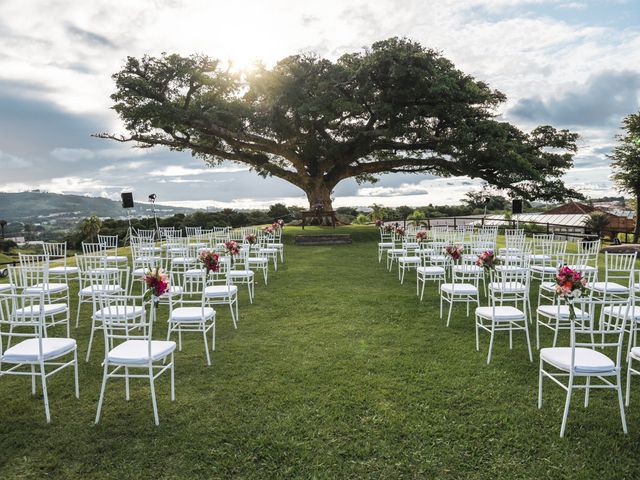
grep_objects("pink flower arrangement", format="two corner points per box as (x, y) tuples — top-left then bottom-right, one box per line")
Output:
(224, 240), (240, 256)
(271, 219), (284, 229)
(416, 231), (428, 242)
(383, 224), (393, 233)
(143, 267), (169, 303)
(198, 249), (220, 273)
(555, 265), (588, 320)
(375, 219), (384, 227)
(395, 226), (405, 237)
(244, 233), (257, 245)
(263, 225), (274, 235)
(476, 250), (499, 272)
(445, 244), (464, 262)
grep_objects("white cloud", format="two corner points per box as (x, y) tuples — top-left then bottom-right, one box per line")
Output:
(0, 150), (32, 168)
(51, 147), (95, 162)
(150, 164), (249, 177)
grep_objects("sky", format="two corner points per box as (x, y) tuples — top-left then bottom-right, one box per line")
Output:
(0, 0), (639, 210)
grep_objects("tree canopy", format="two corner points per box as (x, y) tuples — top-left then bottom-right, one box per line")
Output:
(98, 37), (579, 211)
(608, 111), (640, 241)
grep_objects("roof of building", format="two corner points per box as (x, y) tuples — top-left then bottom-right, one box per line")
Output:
(545, 201), (597, 215)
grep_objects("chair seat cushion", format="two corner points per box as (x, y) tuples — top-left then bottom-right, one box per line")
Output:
(540, 281), (556, 292)
(398, 256), (421, 264)
(531, 265), (557, 274)
(402, 242), (419, 249)
(107, 340), (176, 365)
(171, 257), (198, 265)
(132, 268), (147, 277)
(0, 284), (14, 293)
(15, 303), (68, 316)
(105, 255), (128, 262)
(48, 266), (79, 274)
(530, 254), (551, 261)
(567, 264), (597, 273)
(25, 283), (68, 294)
(417, 266), (445, 275)
(93, 305), (144, 320)
(452, 265), (482, 273)
(602, 305), (640, 320)
(170, 307), (215, 322)
(204, 285), (238, 297)
(488, 282), (526, 292)
(590, 282), (629, 293)
(440, 283), (478, 294)
(387, 249), (406, 255)
(475, 306), (525, 320)
(378, 242), (394, 248)
(630, 346), (640, 360)
(248, 257), (268, 264)
(541, 347), (615, 373)
(259, 248), (278, 254)
(228, 270), (254, 277)
(80, 284), (123, 295)
(537, 305), (591, 319)
(185, 268), (205, 277)
(2, 338), (76, 362)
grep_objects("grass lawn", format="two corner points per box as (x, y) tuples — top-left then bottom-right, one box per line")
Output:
(1, 225), (640, 479)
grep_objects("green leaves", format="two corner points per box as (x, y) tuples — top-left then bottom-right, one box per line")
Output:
(100, 37), (579, 205)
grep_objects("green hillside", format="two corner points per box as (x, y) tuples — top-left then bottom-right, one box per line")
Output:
(0, 191), (194, 222)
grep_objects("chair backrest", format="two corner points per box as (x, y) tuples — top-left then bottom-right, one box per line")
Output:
(98, 235), (119, 250)
(604, 252), (636, 286)
(577, 239), (601, 255)
(82, 242), (107, 257)
(489, 266), (530, 305)
(532, 234), (554, 252)
(76, 254), (124, 291)
(0, 291), (48, 357)
(42, 242), (67, 260)
(97, 293), (151, 357)
(18, 254), (49, 288)
(561, 253), (598, 286)
(185, 226), (202, 237)
(137, 229), (156, 240)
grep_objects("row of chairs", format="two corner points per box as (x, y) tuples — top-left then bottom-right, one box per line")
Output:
(0, 226), (286, 425)
(377, 226), (640, 437)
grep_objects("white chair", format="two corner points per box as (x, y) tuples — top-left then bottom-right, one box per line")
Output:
(0, 290), (78, 423)
(378, 228), (395, 263)
(539, 305), (628, 437)
(167, 271), (216, 366)
(94, 294), (176, 426)
(246, 240), (269, 285)
(439, 262), (480, 327)
(416, 253), (446, 301)
(204, 261), (239, 329)
(397, 248), (421, 284)
(86, 292), (145, 362)
(258, 234), (279, 270)
(531, 241), (566, 305)
(98, 235), (128, 267)
(227, 251), (255, 303)
(43, 242), (80, 284)
(19, 254), (69, 306)
(588, 253), (636, 323)
(476, 265), (532, 363)
(75, 254), (126, 328)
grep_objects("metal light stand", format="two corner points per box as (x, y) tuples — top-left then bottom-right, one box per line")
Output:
(149, 193), (160, 240)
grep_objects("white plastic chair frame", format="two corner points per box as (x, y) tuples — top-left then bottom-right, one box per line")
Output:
(94, 294), (176, 426)
(0, 290), (78, 423)
(539, 304), (628, 437)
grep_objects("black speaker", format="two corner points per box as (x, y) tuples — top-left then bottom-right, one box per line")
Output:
(512, 199), (523, 214)
(121, 192), (134, 209)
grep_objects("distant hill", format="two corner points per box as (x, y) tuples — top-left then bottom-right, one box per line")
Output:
(0, 191), (196, 222)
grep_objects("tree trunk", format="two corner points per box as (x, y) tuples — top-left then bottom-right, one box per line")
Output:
(304, 182), (335, 226)
(634, 193), (640, 243)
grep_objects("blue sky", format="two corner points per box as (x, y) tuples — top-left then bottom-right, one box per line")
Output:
(0, 0), (639, 209)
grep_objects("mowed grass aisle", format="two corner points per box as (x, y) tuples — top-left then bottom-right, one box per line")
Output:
(1, 225), (640, 479)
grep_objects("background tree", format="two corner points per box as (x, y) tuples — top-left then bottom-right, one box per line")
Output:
(395, 206), (413, 228)
(584, 212), (609, 239)
(98, 38), (579, 217)
(608, 111), (640, 242)
(464, 190), (509, 212)
(0, 219), (6, 239)
(80, 215), (103, 242)
(370, 204), (388, 222)
(268, 203), (290, 221)
(408, 209), (426, 227)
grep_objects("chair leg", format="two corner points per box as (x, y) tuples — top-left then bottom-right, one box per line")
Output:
(75, 297), (82, 328)
(203, 328), (211, 366)
(31, 364), (36, 395)
(86, 317), (98, 362)
(73, 349), (79, 399)
(212, 320), (216, 351)
(617, 372), (628, 434)
(487, 322), (495, 364)
(95, 363), (109, 424)
(149, 365), (159, 426)
(125, 366), (130, 401)
(40, 362), (51, 424)
(626, 357), (633, 407)
(475, 316), (480, 351)
(229, 300), (237, 329)
(446, 300), (453, 327)
(523, 320), (532, 362)
(560, 374), (574, 438)
(536, 313), (541, 350)
(170, 354), (175, 401)
(584, 377), (590, 407)
(538, 359), (544, 408)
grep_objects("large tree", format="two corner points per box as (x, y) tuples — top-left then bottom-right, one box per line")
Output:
(97, 38), (579, 214)
(608, 111), (640, 242)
